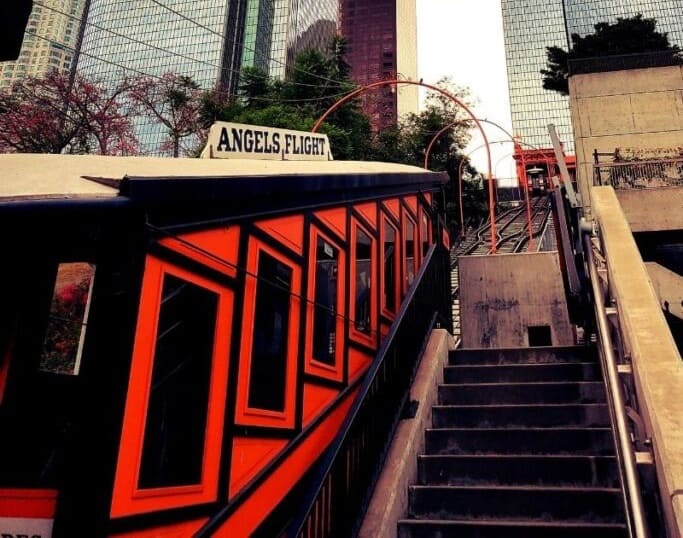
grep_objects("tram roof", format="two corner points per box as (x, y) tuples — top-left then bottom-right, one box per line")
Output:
(0, 153), (444, 201)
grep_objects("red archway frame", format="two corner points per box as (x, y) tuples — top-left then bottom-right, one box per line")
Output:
(311, 79), (497, 253)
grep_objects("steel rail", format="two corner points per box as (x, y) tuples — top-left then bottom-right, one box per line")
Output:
(584, 233), (649, 538)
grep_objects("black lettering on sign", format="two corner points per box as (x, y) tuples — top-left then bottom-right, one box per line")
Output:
(231, 128), (243, 152)
(217, 127), (231, 151)
(303, 136), (312, 154)
(285, 134), (293, 154)
(244, 129), (254, 152)
(272, 132), (281, 153)
(254, 130), (264, 153)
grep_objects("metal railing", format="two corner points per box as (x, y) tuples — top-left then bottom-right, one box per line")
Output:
(584, 233), (650, 538)
(285, 245), (451, 538)
(594, 157), (683, 189)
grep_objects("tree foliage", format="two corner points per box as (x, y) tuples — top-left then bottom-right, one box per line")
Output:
(130, 72), (204, 157)
(0, 71), (137, 154)
(541, 14), (680, 95)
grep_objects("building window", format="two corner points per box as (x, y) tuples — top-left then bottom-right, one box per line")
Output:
(247, 251), (292, 412)
(138, 273), (217, 489)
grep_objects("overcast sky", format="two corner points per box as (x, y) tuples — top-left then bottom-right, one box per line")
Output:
(416, 0), (517, 184)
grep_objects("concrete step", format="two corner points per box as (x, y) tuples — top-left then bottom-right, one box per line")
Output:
(438, 381), (606, 405)
(397, 519), (627, 538)
(424, 427), (615, 455)
(407, 485), (624, 522)
(417, 454), (619, 487)
(432, 403), (610, 428)
(444, 362), (602, 383)
(449, 346), (597, 366)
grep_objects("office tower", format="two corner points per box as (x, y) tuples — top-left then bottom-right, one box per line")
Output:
(0, 0), (87, 89)
(340, 0), (418, 131)
(76, 0), (338, 154)
(500, 0), (683, 152)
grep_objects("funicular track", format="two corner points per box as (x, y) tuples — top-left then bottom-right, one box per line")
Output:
(449, 196), (551, 335)
(466, 195), (551, 256)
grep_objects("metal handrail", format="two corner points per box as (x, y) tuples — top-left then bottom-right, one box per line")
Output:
(286, 244), (450, 537)
(584, 233), (649, 538)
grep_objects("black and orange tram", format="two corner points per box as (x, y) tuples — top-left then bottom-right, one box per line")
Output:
(0, 154), (447, 537)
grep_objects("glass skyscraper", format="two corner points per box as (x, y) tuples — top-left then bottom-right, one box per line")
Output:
(76, 0), (338, 154)
(0, 0), (87, 89)
(501, 0), (683, 152)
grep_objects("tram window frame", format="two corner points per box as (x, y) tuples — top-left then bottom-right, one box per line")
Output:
(402, 208), (418, 295)
(305, 227), (346, 382)
(380, 215), (400, 318)
(111, 257), (232, 516)
(235, 239), (301, 429)
(349, 218), (377, 348)
(419, 206), (432, 259)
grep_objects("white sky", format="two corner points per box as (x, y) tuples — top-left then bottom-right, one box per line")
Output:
(416, 0), (518, 185)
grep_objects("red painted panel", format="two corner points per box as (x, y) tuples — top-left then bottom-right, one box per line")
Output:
(111, 257), (233, 517)
(356, 202), (377, 228)
(348, 348), (372, 384)
(302, 384), (340, 427)
(229, 438), (288, 498)
(0, 489), (57, 518)
(234, 240), (301, 429)
(424, 192), (432, 205)
(442, 228), (450, 250)
(213, 390), (357, 537)
(383, 199), (400, 221)
(256, 215), (305, 255)
(159, 227), (239, 277)
(404, 195), (418, 216)
(109, 518), (208, 538)
(315, 207), (347, 240)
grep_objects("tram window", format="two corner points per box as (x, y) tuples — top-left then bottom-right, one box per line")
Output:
(39, 262), (95, 375)
(247, 251), (292, 411)
(354, 226), (372, 334)
(404, 215), (417, 290)
(421, 212), (430, 257)
(138, 273), (217, 489)
(312, 236), (339, 366)
(382, 217), (398, 313)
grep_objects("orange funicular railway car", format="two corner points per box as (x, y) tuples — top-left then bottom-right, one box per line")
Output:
(0, 153), (447, 537)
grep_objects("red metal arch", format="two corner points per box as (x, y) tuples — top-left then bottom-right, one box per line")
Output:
(311, 79), (497, 252)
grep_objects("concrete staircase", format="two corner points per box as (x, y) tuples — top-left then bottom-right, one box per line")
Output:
(397, 346), (627, 538)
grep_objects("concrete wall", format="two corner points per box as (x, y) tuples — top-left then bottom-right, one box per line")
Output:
(593, 187), (683, 538)
(646, 261), (683, 321)
(615, 187), (683, 232)
(568, 65), (683, 214)
(459, 252), (574, 348)
(358, 329), (453, 538)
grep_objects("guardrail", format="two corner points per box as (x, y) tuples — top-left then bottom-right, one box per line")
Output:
(593, 157), (683, 189)
(285, 245), (451, 537)
(584, 232), (652, 538)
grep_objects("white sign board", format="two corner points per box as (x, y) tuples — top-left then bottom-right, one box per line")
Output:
(0, 516), (53, 538)
(201, 122), (332, 161)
